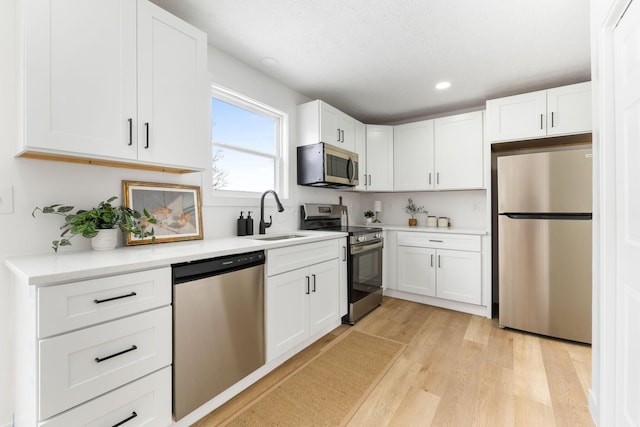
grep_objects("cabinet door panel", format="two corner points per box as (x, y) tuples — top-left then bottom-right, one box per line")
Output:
(137, 0), (208, 169)
(546, 82), (592, 136)
(397, 246), (436, 296)
(488, 90), (546, 142)
(309, 259), (340, 336)
(434, 112), (484, 190)
(24, 0), (136, 159)
(436, 249), (481, 304)
(266, 268), (309, 361)
(394, 120), (434, 190)
(365, 125), (394, 191)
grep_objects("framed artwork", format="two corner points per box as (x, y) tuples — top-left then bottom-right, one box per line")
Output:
(122, 181), (203, 245)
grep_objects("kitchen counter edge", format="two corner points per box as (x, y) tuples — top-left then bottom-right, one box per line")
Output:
(382, 225), (487, 235)
(4, 231), (348, 286)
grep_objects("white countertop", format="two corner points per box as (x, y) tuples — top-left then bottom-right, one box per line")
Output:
(382, 225), (487, 235)
(4, 231), (347, 286)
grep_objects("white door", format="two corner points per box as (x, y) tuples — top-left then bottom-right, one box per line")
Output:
(397, 246), (436, 296)
(487, 90), (547, 142)
(614, 2), (640, 423)
(265, 268), (309, 361)
(309, 259), (340, 336)
(436, 249), (482, 305)
(137, 0), (208, 170)
(365, 125), (394, 191)
(393, 120), (434, 191)
(319, 102), (341, 146)
(546, 82), (592, 136)
(434, 111), (484, 190)
(24, 0), (137, 159)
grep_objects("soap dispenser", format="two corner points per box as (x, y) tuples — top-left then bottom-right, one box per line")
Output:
(246, 211), (254, 235)
(237, 211), (247, 236)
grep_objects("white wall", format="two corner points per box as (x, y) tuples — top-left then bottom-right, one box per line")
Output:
(359, 190), (487, 228)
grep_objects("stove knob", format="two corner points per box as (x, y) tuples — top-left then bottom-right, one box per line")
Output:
(356, 235), (365, 242)
(375, 232), (382, 239)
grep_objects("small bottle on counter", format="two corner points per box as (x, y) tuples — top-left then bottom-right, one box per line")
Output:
(246, 211), (254, 235)
(237, 211), (247, 236)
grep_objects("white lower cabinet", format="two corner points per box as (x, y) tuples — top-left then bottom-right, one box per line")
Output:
(39, 367), (171, 427)
(12, 268), (172, 426)
(265, 240), (343, 361)
(396, 232), (481, 305)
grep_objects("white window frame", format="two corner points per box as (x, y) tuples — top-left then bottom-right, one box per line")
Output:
(204, 84), (289, 206)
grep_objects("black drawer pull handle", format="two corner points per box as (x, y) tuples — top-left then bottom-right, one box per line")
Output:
(95, 345), (138, 363)
(127, 118), (133, 146)
(94, 292), (137, 304)
(112, 411), (138, 427)
(428, 239), (443, 243)
(144, 122), (150, 148)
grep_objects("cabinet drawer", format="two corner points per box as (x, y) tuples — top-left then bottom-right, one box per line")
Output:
(38, 268), (171, 338)
(39, 367), (171, 427)
(39, 306), (172, 420)
(397, 232), (480, 252)
(267, 239), (340, 276)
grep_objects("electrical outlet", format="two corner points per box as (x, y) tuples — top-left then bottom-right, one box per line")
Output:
(0, 186), (14, 214)
(472, 202), (479, 212)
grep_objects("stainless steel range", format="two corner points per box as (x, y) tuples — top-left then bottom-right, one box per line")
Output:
(300, 203), (383, 324)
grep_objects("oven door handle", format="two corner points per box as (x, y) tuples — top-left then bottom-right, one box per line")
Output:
(351, 240), (383, 255)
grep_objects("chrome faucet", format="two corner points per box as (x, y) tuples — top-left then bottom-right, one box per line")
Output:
(259, 190), (284, 234)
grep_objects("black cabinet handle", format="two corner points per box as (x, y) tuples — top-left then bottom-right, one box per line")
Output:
(430, 254), (434, 267)
(94, 292), (136, 304)
(305, 276), (310, 294)
(144, 122), (149, 148)
(342, 246), (347, 261)
(337, 129), (341, 142)
(438, 255), (441, 268)
(127, 118), (133, 146)
(112, 411), (138, 427)
(340, 129), (344, 143)
(95, 345), (138, 363)
(540, 114), (544, 129)
(428, 239), (443, 243)
(312, 274), (317, 292)
(551, 111), (555, 127)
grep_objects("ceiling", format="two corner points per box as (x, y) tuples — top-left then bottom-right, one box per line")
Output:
(150, 0), (591, 124)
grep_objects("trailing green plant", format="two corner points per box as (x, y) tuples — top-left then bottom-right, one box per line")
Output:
(364, 210), (375, 218)
(33, 196), (157, 252)
(404, 197), (428, 219)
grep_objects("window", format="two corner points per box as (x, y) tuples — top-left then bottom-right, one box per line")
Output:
(210, 85), (287, 197)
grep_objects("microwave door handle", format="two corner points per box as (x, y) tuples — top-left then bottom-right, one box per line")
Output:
(347, 157), (354, 183)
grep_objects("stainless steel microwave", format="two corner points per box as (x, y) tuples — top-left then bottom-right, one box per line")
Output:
(297, 142), (359, 188)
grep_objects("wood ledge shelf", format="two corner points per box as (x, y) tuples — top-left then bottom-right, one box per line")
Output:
(18, 151), (200, 174)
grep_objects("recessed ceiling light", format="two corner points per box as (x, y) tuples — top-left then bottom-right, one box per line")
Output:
(435, 81), (451, 90)
(260, 57), (279, 67)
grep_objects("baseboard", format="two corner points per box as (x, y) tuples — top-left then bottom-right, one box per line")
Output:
(384, 288), (488, 317)
(588, 388), (599, 426)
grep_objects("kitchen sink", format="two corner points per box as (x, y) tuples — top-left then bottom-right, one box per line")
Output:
(251, 234), (307, 241)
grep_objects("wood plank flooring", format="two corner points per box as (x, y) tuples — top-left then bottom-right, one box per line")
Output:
(194, 297), (593, 426)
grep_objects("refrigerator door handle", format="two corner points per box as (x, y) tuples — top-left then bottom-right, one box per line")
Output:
(501, 213), (592, 220)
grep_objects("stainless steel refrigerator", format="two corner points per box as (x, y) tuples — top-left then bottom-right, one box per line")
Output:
(497, 147), (592, 344)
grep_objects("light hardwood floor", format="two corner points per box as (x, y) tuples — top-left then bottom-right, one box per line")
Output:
(194, 297), (593, 426)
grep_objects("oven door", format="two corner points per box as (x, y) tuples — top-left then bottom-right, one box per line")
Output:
(350, 240), (383, 303)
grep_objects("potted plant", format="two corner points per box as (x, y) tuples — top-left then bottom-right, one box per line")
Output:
(364, 210), (375, 224)
(33, 196), (157, 252)
(404, 198), (427, 226)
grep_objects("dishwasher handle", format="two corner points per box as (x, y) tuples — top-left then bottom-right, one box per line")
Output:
(172, 250), (265, 284)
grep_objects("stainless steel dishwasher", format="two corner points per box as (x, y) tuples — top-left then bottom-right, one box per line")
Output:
(172, 250), (265, 420)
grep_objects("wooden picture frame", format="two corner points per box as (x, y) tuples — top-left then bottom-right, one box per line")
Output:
(122, 181), (203, 245)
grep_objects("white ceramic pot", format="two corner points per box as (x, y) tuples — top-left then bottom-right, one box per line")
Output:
(365, 217), (373, 224)
(91, 228), (118, 251)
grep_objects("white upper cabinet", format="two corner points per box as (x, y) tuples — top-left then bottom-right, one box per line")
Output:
(394, 120), (435, 191)
(433, 111), (484, 190)
(298, 100), (357, 152)
(487, 81), (591, 142)
(20, 0), (208, 172)
(394, 111), (484, 191)
(136, 1), (208, 169)
(363, 125), (394, 191)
